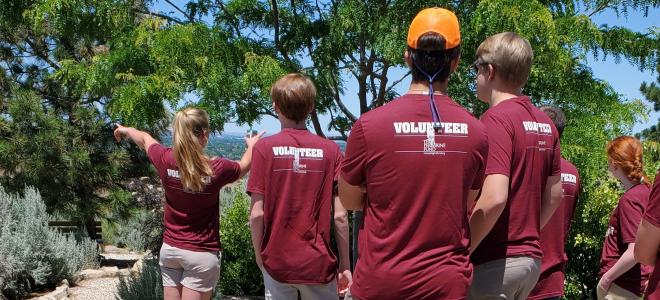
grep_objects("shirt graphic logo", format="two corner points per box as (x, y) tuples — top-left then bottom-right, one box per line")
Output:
(272, 146), (324, 174)
(292, 149), (307, 173)
(606, 226), (615, 237)
(561, 173), (577, 184)
(167, 169), (210, 184)
(522, 121), (552, 134)
(423, 129), (447, 155)
(394, 121), (468, 135)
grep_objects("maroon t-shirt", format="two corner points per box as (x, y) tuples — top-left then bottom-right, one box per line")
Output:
(528, 158), (580, 299)
(341, 94), (488, 299)
(147, 143), (241, 252)
(643, 169), (660, 300)
(247, 128), (342, 284)
(599, 184), (652, 296)
(471, 96), (561, 265)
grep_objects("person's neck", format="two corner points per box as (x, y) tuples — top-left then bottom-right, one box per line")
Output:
(407, 81), (449, 95)
(488, 87), (523, 107)
(620, 177), (638, 191)
(280, 119), (308, 130)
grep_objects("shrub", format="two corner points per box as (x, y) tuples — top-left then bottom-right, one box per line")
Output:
(115, 259), (163, 300)
(113, 209), (163, 254)
(218, 183), (264, 296)
(0, 186), (100, 299)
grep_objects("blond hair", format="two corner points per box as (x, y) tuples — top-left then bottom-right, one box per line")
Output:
(476, 32), (533, 89)
(173, 108), (213, 192)
(271, 74), (316, 123)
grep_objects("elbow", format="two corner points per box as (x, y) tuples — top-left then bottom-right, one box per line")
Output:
(635, 247), (656, 266)
(249, 211), (263, 225)
(334, 210), (348, 226)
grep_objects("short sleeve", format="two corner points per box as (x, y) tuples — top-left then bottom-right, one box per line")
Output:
(618, 195), (646, 244)
(471, 132), (489, 190)
(551, 134), (561, 176)
(340, 119), (368, 186)
(481, 114), (513, 177)
(644, 170), (660, 228)
(218, 159), (241, 185)
(246, 143), (266, 195)
(147, 143), (167, 172)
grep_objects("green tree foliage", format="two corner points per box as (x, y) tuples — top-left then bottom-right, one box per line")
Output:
(0, 0), (155, 224)
(638, 65), (660, 142)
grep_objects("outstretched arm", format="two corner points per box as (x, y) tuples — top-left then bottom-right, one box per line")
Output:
(113, 124), (159, 151)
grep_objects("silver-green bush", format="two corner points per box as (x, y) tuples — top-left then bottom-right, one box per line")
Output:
(0, 186), (100, 299)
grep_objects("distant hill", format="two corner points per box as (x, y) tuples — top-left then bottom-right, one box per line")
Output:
(160, 133), (345, 161)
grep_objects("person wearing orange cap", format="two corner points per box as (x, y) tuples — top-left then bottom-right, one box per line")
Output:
(339, 7), (488, 299)
(467, 32), (563, 300)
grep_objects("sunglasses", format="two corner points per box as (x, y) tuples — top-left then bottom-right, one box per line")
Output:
(471, 59), (490, 72)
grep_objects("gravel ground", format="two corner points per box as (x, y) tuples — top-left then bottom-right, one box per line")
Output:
(69, 278), (120, 300)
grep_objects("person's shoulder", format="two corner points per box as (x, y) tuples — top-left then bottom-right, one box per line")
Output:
(561, 158), (579, 173)
(622, 184), (651, 205)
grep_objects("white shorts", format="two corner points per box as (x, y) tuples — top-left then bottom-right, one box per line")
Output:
(262, 268), (338, 300)
(159, 243), (221, 292)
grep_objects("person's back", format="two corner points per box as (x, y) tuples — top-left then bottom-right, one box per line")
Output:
(150, 144), (240, 251)
(528, 106), (581, 300)
(468, 32), (562, 300)
(471, 99), (560, 264)
(249, 129), (342, 283)
(342, 94), (487, 298)
(339, 8), (488, 299)
(248, 74), (351, 300)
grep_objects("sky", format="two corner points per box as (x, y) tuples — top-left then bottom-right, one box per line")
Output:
(152, 1), (659, 136)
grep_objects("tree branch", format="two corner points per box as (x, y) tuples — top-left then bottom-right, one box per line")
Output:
(588, 1), (612, 17)
(164, 0), (194, 22)
(385, 70), (411, 94)
(133, 8), (186, 24)
(309, 109), (326, 137)
(329, 74), (357, 122)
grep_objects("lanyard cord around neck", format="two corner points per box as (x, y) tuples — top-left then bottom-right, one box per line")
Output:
(412, 57), (444, 132)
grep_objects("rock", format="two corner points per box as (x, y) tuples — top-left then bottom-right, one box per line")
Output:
(77, 269), (106, 281)
(119, 268), (131, 277)
(101, 266), (119, 277)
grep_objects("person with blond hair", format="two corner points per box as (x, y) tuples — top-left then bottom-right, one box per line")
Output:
(598, 136), (652, 300)
(468, 32), (563, 300)
(247, 73), (351, 300)
(114, 108), (262, 300)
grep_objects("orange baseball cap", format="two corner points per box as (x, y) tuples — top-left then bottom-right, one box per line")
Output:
(407, 7), (461, 50)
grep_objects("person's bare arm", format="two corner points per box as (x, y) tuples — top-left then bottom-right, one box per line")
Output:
(237, 131), (265, 179)
(467, 189), (481, 211)
(249, 193), (265, 268)
(635, 219), (660, 266)
(599, 243), (638, 291)
(540, 175), (562, 229)
(113, 124), (159, 151)
(333, 194), (352, 294)
(338, 177), (364, 211)
(469, 174), (509, 253)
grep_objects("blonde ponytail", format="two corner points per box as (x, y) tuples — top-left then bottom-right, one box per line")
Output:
(173, 108), (213, 192)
